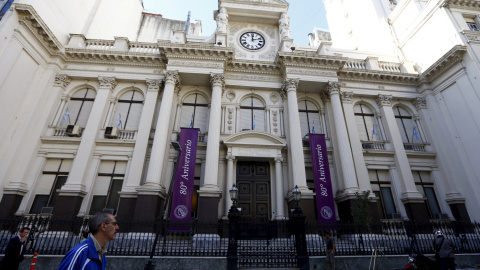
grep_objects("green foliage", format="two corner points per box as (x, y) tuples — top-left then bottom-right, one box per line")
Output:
(351, 190), (372, 231)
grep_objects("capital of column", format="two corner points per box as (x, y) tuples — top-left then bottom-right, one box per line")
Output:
(375, 94), (392, 107)
(413, 97), (427, 110)
(164, 70), (181, 87)
(341, 91), (353, 103)
(54, 74), (71, 89)
(146, 79), (163, 92)
(98, 76), (117, 91)
(210, 73), (225, 89)
(226, 154), (235, 161)
(282, 78), (299, 93)
(275, 156), (283, 163)
(326, 81), (342, 96)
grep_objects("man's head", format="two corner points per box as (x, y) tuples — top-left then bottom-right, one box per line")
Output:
(324, 232), (331, 238)
(435, 230), (443, 238)
(88, 212), (119, 243)
(19, 227), (30, 238)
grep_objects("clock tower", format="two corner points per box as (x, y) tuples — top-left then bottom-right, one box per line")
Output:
(215, 0), (291, 62)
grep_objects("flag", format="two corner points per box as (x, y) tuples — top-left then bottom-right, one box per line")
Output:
(413, 127), (419, 140)
(253, 115), (256, 130)
(189, 113), (194, 128)
(372, 125), (378, 136)
(117, 113), (122, 128)
(312, 120), (315, 134)
(63, 108), (69, 121)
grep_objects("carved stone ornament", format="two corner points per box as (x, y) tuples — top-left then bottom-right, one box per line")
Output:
(413, 97), (427, 110)
(54, 74), (71, 88)
(341, 91), (353, 103)
(227, 108), (233, 131)
(269, 93), (279, 104)
(272, 110), (279, 133)
(216, 7), (228, 34)
(98, 76), (117, 90)
(326, 81), (342, 95)
(210, 73), (225, 89)
(226, 90), (236, 102)
(376, 94), (393, 107)
(164, 71), (181, 87)
(146, 79), (162, 91)
(282, 78), (299, 92)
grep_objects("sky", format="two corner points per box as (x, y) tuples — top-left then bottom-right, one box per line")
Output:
(142, 0), (329, 45)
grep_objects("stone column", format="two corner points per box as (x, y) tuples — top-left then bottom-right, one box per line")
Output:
(198, 74), (224, 223)
(415, 94), (470, 221)
(376, 94), (426, 221)
(224, 154), (234, 217)
(341, 91), (371, 193)
(117, 79), (162, 219)
(275, 156), (286, 219)
(282, 79), (309, 192)
(325, 82), (359, 194)
(134, 72), (179, 221)
(54, 76), (116, 219)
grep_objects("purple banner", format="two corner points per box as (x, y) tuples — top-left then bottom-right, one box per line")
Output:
(309, 134), (337, 224)
(170, 128), (199, 222)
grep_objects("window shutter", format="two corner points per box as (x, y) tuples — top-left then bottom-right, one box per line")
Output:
(195, 106), (208, 133)
(180, 105), (195, 128)
(240, 108), (251, 130)
(37, 174), (56, 194)
(299, 111), (309, 137)
(99, 161), (116, 174)
(252, 109), (265, 131)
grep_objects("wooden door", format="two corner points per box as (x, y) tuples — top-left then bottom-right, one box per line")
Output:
(236, 162), (270, 220)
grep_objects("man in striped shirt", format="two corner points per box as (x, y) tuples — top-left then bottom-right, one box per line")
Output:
(58, 212), (119, 270)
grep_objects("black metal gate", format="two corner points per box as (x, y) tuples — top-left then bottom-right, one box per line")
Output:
(237, 219), (297, 268)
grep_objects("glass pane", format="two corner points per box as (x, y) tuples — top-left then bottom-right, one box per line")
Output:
(403, 118), (418, 143)
(424, 187), (441, 217)
(195, 94), (208, 104)
(94, 176), (111, 195)
(98, 161), (116, 174)
(72, 89), (88, 98)
(37, 174), (56, 194)
(112, 102), (130, 128)
(106, 179), (123, 210)
(381, 187), (396, 215)
(396, 118), (409, 143)
(240, 108), (252, 130)
(183, 94), (197, 103)
(124, 103), (143, 130)
(89, 196), (106, 215)
(355, 115), (369, 141)
(309, 112), (321, 134)
(180, 105), (195, 128)
(305, 101), (318, 110)
(59, 159), (73, 172)
(298, 101), (307, 110)
(251, 97), (263, 107)
(48, 176), (67, 208)
(76, 100), (94, 127)
(299, 111), (309, 136)
(373, 191), (385, 219)
(194, 106), (208, 133)
(60, 100), (81, 127)
(44, 159), (61, 172)
(252, 109), (265, 131)
(241, 97), (251, 106)
(30, 195), (49, 214)
(376, 170), (390, 182)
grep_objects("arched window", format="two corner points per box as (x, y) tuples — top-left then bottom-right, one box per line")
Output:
(111, 90), (144, 130)
(180, 93), (209, 133)
(298, 100), (321, 136)
(354, 104), (380, 141)
(393, 106), (419, 143)
(240, 96), (265, 131)
(59, 88), (96, 127)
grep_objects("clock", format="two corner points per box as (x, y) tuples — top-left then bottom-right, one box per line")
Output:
(239, 32), (265, 50)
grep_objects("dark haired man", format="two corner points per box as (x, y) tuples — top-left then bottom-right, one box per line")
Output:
(324, 231), (335, 269)
(58, 212), (119, 270)
(0, 226), (30, 270)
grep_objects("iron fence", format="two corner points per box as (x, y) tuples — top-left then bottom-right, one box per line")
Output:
(1, 215), (480, 259)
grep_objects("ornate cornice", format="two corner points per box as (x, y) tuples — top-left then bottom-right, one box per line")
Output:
(146, 79), (163, 92)
(54, 74), (71, 88)
(98, 76), (117, 90)
(276, 52), (347, 72)
(161, 45), (234, 62)
(413, 97), (427, 110)
(444, 0), (480, 11)
(15, 4), (62, 54)
(376, 94), (392, 107)
(420, 45), (467, 83)
(338, 70), (419, 85)
(227, 60), (281, 75)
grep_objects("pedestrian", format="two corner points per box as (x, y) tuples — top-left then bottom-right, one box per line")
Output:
(58, 212), (119, 270)
(0, 226), (30, 270)
(434, 230), (455, 270)
(324, 231), (335, 269)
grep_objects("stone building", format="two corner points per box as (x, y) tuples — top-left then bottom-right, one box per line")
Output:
(0, 0), (479, 223)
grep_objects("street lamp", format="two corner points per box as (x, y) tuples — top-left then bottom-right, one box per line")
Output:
(229, 184), (239, 208)
(292, 185), (301, 207)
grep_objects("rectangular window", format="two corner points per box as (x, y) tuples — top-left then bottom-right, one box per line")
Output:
(369, 170), (398, 219)
(413, 171), (441, 219)
(89, 161), (126, 215)
(30, 159), (72, 214)
(465, 17), (480, 31)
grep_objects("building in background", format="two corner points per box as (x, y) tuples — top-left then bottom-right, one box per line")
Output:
(0, 0), (479, 223)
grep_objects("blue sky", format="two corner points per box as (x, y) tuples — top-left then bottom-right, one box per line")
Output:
(142, 0), (329, 45)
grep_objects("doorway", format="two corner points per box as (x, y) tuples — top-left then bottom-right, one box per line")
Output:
(236, 162), (271, 221)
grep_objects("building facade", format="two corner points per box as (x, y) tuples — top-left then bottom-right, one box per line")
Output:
(0, 0), (479, 223)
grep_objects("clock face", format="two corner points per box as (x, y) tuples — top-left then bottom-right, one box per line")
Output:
(239, 32), (265, 50)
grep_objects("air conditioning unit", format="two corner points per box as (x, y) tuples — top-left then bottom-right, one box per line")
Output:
(104, 127), (118, 138)
(102, 208), (115, 215)
(65, 125), (81, 136)
(40, 207), (54, 215)
(388, 213), (402, 219)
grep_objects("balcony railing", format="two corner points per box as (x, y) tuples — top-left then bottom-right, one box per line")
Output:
(361, 141), (386, 150)
(403, 143), (426, 152)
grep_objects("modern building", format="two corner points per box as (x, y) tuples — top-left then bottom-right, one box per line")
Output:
(0, 0), (479, 224)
